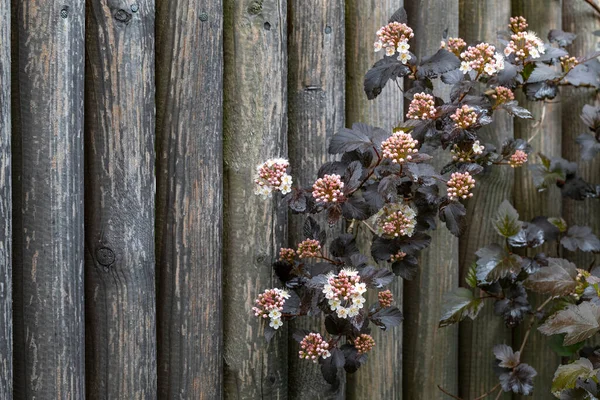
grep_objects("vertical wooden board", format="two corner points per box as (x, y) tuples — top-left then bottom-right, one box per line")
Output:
(403, 1), (460, 399)
(458, 2), (514, 399)
(84, 1), (157, 398)
(345, 1), (404, 399)
(287, 1), (345, 399)
(222, 0), (289, 398)
(511, 1), (563, 399)
(0, 0), (11, 396)
(11, 1), (86, 398)
(155, 0), (223, 398)
(562, 1), (600, 276)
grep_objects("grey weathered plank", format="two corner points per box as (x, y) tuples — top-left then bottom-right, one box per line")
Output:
(458, 2), (513, 399)
(345, 1), (404, 399)
(511, 1), (563, 399)
(11, 1), (85, 397)
(0, 0), (11, 396)
(222, 1), (289, 398)
(403, 1), (460, 399)
(84, 1), (157, 398)
(155, 0), (223, 398)
(287, 1), (345, 399)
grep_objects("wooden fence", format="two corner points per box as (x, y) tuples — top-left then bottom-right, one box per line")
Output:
(0, 0), (598, 399)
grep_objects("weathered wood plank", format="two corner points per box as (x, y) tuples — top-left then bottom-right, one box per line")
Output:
(458, 2), (513, 399)
(222, 1), (289, 398)
(84, 2), (157, 398)
(403, 1), (460, 399)
(0, 0), (11, 395)
(287, 1), (345, 398)
(511, 1), (563, 399)
(345, 1), (404, 399)
(155, 1), (223, 398)
(11, 1), (85, 397)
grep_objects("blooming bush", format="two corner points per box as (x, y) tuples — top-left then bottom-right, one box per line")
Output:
(250, 7), (600, 395)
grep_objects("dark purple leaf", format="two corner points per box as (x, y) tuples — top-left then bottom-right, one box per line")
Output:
(364, 56), (411, 100)
(416, 49), (461, 79)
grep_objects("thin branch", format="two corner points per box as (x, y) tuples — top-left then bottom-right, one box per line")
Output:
(474, 383), (502, 400)
(493, 388), (503, 400)
(519, 296), (554, 355)
(584, 0), (600, 16)
(437, 385), (463, 400)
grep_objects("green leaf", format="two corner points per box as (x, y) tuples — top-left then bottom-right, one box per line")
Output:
(551, 358), (598, 394)
(439, 288), (484, 327)
(548, 217), (568, 233)
(475, 244), (522, 283)
(539, 302), (600, 346)
(465, 262), (478, 288)
(493, 200), (522, 237)
(524, 258), (578, 296)
(548, 334), (585, 357)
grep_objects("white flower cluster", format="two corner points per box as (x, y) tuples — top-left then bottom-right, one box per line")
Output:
(253, 158), (293, 199)
(252, 288), (291, 330)
(323, 268), (367, 319)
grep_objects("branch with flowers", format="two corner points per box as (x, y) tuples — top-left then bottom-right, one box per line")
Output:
(250, 7), (600, 394)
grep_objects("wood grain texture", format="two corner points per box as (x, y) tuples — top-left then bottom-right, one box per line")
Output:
(84, 1), (157, 398)
(287, 1), (345, 398)
(222, 0), (289, 398)
(511, 1), (563, 399)
(403, 1), (460, 399)
(458, 2), (513, 399)
(11, 2), (86, 398)
(344, 1), (404, 399)
(155, 1), (223, 398)
(0, 0), (11, 396)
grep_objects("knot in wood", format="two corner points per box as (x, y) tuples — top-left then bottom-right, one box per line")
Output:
(325, 26), (332, 34)
(130, 4), (139, 12)
(60, 6), (69, 18)
(114, 9), (132, 23)
(263, 22), (271, 31)
(96, 247), (115, 267)
(248, 1), (262, 15)
(199, 12), (208, 21)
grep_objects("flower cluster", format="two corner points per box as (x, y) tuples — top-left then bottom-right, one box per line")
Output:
(451, 105), (478, 129)
(323, 268), (367, 319)
(390, 251), (407, 263)
(381, 131), (419, 164)
(378, 290), (394, 308)
(374, 22), (414, 64)
(406, 93), (437, 120)
(459, 43), (505, 76)
(491, 86), (515, 105)
(254, 158), (293, 199)
(509, 150), (528, 168)
(312, 174), (345, 203)
(299, 333), (331, 363)
(442, 37), (467, 57)
(374, 203), (417, 238)
(354, 334), (376, 354)
(279, 248), (296, 263)
(296, 239), (322, 259)
(504, 31), (545, 61)
(560, 55), (579, 72)
(447, 172), (476, 200)
(252, 288), (290, 330)
(451, 140), (485, 162)
(509, 16), (528, 33)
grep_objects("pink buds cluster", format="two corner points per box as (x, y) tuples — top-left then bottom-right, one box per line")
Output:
(279, 248), (296, 263)
(374, 203), (417, 238)
(374, 22), (414, 64)
(252, 288), (290, 330)
(451, 140), (484, 162)
(312, 174), (345, 203)
(504, 31), (545, 61)
(390, 251), (407, 263)
(560, 55), (579, 72)
(447, 172), (476, 200)
(296, 239), (322, 259)
(323, 268), (367, 319)
(378, 290), (394, 308)
(299, 333), (331, 363)
(491, 86), (515, 105)
(459, 43), (505, 76)
(509, 16), (528, 33)
(406, 93), (437, 120)
(441, 37), (467, 57)
(451, 105), (478, 129)
(354, 334), (376, 354)
(381, 131), (419, 164)
(254, 158), (293, 199)
(509, 150), (528, 168)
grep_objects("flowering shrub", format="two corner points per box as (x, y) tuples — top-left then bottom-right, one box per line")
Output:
(251, 7), (600, 394)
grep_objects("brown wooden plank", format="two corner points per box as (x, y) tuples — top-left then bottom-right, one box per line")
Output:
(0, 0), (11, 395)
(511, 1), (563, 399)
(287, 1), (346, 398)
(84, 2), (157, 397)
(345, 1), (404, 399)
(403, 1), (460, 399)
(11, 1), (85, 397)
(457, 2), (514, 399)
(155, 1), (223, 398)
(222, 0), (289, 398)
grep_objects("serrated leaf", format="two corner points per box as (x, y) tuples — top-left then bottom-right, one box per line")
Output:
(525, 81), (559, 100)
(388, 7), (407, 24)
(439, 201), (467, 237)
(576, 133), (600, 161)
(524, 258), (578, 296)
(539, 302), (600, 346)
(359, 266), (395, 288)
(548, 29), (577, 47)
(500, 101), (533, 119)
(493, 200), (522, 237)
(370, 306), (403, 330)
(561, 226), (600, 252)
(475, 244), (522, 283)
(364, 57), (411, 100)
(392, 254), (419, 281)
(564, 59), (600, 88)
(329, 123), (378, 154)
(581, 104), (600, 130)
(439, 287), (484, 327)
(416, 49), (461, 79)
(466, 262), (478, 288)
(549, 334), (585, 357)
(527, 63), (563, 83)
(552, 358), (598, 394)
